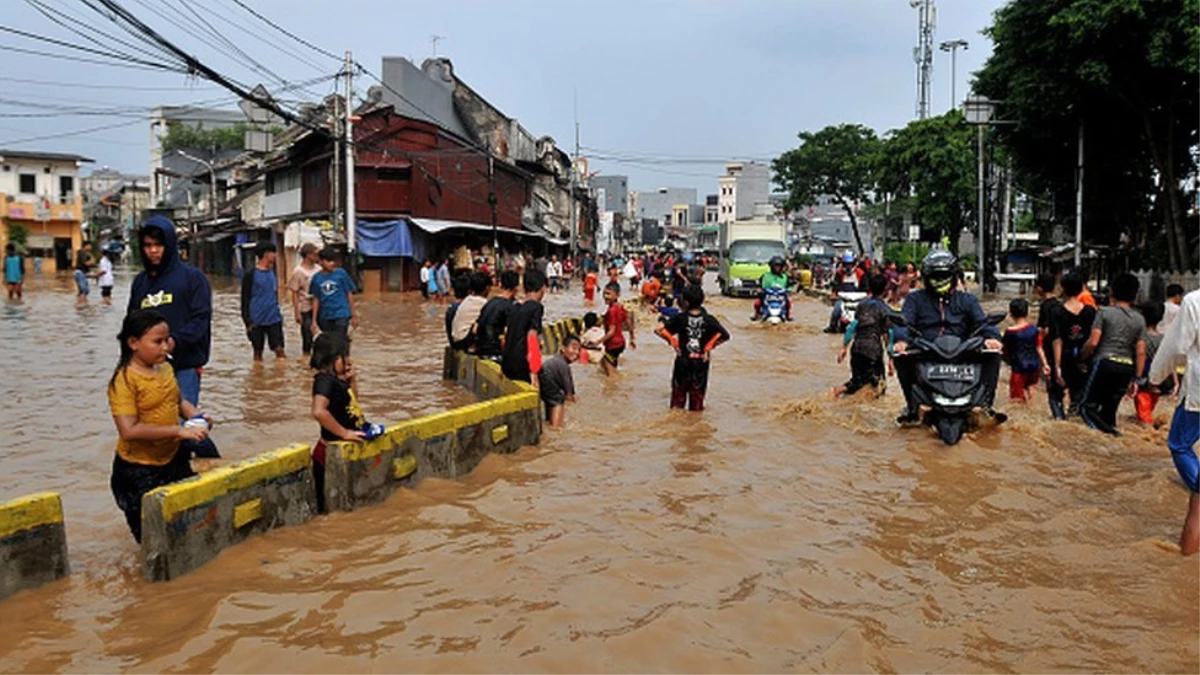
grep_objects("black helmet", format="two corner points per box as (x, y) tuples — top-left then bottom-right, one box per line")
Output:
(769, 255), (785, 268)
(921, 249), (959, 297)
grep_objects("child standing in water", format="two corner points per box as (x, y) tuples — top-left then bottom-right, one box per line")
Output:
(1053, 274), (1098, 415)
(655, 284), (730, 411)
(310, 332), (367, 512)
(601, 281), (636, 376)
(108, 309), (216, 542)
(1002, 298), (1042, 402)
(1136, 301), (1175, 426)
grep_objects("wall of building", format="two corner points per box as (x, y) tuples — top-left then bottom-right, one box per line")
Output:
(590, 175), (628, 216)
(631, 187), (698, 231)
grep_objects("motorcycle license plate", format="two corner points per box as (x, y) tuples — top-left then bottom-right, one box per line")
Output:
(927, 364), (977, 382)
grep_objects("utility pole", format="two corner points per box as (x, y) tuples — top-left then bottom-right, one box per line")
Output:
(1074, 121), (1084, 268)
(488, 143), (498, 263)
(344, 50), (356, 254)
(569, 90), (579, 259)
(939, 39), (968, 111)
(913, 0), (936, 120)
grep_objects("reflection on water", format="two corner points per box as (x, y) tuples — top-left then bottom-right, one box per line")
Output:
(0, 271), (1195, 673)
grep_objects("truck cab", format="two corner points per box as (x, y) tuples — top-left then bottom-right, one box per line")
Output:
(718, 219), (788, 297)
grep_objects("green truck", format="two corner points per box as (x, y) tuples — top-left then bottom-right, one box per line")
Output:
(717, 218), (788, 297)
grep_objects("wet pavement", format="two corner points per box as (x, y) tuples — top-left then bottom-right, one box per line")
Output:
(0, 269), (1195, 672)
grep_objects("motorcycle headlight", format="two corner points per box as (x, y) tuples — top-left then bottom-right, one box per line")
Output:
(731, 278), (742, 287)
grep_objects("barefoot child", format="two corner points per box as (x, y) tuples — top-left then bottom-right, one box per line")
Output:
(310, 332), (370, 512)
(108, 309), (217, 542)
(540, 335), (581, 428)
(1135, 301), (1175, 426)
(601, 281), (636, 376)
(1002, 298), (1041, 402)
(655, 284), (729, 411)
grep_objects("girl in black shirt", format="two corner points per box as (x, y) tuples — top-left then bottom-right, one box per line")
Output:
(310, 332), (366, 510)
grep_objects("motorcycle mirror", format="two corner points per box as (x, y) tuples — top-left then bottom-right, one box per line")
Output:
(986, 311), (1007, 325)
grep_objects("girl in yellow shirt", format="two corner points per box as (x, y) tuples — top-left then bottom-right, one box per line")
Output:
(108, 309), (215, 542)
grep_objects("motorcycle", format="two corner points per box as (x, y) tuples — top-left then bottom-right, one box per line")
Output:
(762, 287), (789, 324)
(895, 311), (1007, 445)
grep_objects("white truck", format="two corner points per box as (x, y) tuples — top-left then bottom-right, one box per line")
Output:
(717, 218), (788, 297)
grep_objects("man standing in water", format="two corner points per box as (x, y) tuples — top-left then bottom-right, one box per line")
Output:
(241, 241), (286, 361)
(127, 215), (213, 406)
(1149, 288), (1200, 556)
(287, 242), (320, 356)
(74, 241), (96, 303)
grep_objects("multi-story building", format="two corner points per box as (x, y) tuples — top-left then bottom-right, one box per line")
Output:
(704, 194), (719, 224)
(0, 149), (91, 272)
(148, 106), (247, 209)
(630, 187), (698, 234)
(717, 161), (771, 224)
(590, 175), (628, 216)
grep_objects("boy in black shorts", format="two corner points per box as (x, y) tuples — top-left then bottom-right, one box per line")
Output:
(601, 281), (635, 375)
(655, 284), (729, 410)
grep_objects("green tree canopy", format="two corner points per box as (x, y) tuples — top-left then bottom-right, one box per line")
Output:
(773, 123), (880, 255)
(160, 121), (247, 153)
(974, 0), (1199, 270)
(877, 110), (977, 245)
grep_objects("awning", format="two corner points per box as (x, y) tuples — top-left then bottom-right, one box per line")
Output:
(356, 219), (414, 257)
(409, 217), (544, 238)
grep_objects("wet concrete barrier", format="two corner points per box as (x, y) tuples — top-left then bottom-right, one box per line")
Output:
(0, 492), (69, 599)
(140, 444), (316, 581)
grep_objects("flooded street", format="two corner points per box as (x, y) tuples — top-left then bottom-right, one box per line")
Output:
(0, 270), (1196, 673)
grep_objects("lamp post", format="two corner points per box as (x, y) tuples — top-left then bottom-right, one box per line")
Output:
(963, 95), (994, 289)
(177, 150), (216, 226)
(939, 39), (968, 111)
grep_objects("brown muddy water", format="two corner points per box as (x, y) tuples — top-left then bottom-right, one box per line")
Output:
(0, 269), (1195, 673)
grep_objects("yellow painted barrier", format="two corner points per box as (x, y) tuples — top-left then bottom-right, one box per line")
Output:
(0, 492), (69, 599)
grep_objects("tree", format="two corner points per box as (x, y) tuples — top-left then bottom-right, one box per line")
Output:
(877, 111), (977, 246)
(773, 124), (880, 255)
(975, 0), (1199, 269)
(160, 121), (247, 153)
(6, 223), (27, 252)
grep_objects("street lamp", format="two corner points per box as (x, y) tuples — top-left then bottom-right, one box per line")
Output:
(963, 95), (994, 288)
(177, 150), (217, 227)
(939, 39), (968, 111)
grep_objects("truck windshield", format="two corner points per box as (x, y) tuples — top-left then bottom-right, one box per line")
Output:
(729, 240), (786, 264)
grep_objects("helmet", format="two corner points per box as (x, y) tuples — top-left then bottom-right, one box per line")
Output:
(842, 252), (855, 264)
(921, 249), (959, 297)
(769, 255), (785, 269)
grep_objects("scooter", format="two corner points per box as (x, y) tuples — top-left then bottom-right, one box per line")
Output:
(762, 287), (789, 325)
(895, 311), (1007, 445)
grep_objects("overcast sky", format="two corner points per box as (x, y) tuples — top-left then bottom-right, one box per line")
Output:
(1, 0), (1006, 196)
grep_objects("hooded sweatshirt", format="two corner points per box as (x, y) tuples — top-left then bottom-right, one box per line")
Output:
(126, 216), (213, 370)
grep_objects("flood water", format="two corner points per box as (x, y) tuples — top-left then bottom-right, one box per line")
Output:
(0, 269), (1196, 673)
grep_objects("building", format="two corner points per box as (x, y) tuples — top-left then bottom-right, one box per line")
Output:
(704, 194), (718, 224)
(590, 175), (628, 217)
(0, 149), (91, 272)
(82, 169), (151, 250)
(630, 187), (698, 233)
(717, 161), (771, 224)
(149, 106), (248, 208)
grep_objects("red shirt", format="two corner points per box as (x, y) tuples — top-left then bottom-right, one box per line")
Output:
(604, 302), (628, 350)
(584, 272), (598, 290)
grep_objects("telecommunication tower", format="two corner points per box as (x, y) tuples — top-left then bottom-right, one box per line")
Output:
(911, 0), (936, 119)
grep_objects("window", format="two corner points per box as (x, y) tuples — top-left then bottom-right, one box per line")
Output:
(377, 167), (412, 181)
(59, 175), (74, 200)
(266, 169), (300, 195)
(18, 174), (35, 194)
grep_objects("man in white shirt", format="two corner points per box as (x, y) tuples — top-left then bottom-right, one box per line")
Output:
(98, 250), (115, 305)
(1161, 283), (1184, 330)
(450, 272), (489, 350)
(419, 259), (432, 300)
(546, 255), (563, 293)
(287, 243), (320, 355)
(1149, 288), (1200, 555)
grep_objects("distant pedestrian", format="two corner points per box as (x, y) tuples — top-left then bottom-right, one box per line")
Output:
(435, 258), (452, 301)
(419, 259), (432, 300)
(655, 284), (730, 411)
(1002, 298), (1041, 403)
(501, 268), (547, 384)
(287, 242), (320, 355)
(241, 241), (286, 361)
(108, 309), (217, 542)
(540, 334), (581, 428)
(74, 241), (95, 302)
(127, 216), (212, 407)
(98, 250), (115, 305)
(1148, 289), (1200, 555)
(547, 255), (563, 293)
(309, 248), (358, 341)
(1163, 283), (1185, 330)
(4, 243), (23, 300)
(1078, 273), (1146, 435)
(583, 268), (598, 304)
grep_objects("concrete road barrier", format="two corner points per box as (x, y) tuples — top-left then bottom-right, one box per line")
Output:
(0, 492), (69, 599)
(140, 444), (316, 581)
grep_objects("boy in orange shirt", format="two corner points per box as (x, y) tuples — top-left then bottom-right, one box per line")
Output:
(583, 269), (599, 304)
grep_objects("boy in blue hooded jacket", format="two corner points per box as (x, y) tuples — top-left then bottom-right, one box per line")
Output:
(127, 216), (213, 407)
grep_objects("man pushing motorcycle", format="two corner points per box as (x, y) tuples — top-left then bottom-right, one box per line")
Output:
(892, 249), (1005, 426)
(751, 256), (793, 322)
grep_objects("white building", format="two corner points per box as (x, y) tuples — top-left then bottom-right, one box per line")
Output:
(717, 161), (771, 224)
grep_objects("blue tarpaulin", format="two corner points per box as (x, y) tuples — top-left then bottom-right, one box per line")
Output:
(356, 219), (413, 257)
